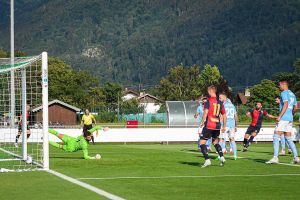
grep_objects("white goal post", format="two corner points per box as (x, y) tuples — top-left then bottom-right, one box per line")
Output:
(0, 52), (48, 172)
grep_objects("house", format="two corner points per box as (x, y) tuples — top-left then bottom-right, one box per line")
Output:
(122, 89), (139, 101)
(122, 89), (162, 113)
(32, 99), (81, 126)
(235, 89), (251, 105)
(138, 93), (162, 113)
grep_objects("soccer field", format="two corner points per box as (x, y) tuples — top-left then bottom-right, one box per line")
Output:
(1, 143), (300, 200)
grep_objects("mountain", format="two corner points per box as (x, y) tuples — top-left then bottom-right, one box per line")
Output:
(0, 0), (300, 88)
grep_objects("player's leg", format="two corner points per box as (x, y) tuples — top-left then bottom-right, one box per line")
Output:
(49, 129), (62, 138)
(219, 129), (227, 153)
(199, 128), (212, 167)
(26, 127), (31, 139)
(219, 138), (226, 153)
(197, 127), (202, 151)
(287, 141), (292, 154)
(212, 131), (225, 166)
(280, 134), (286, 155)
(15, 132), (21, 147)
(15, 125), (22, 147)
(284, 131), (299, 164)
(206, 138), (212, 151)
(266, 131), (281, 164)
(243, 127), (252, 147)
(228, 128), (237, 160)
(244, 128), (258, 150)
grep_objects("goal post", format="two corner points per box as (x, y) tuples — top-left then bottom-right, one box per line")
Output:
(0, 52), (49, 172)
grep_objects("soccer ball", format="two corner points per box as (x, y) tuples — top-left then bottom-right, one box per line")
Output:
(26, 156), (32, 164)
(95, 154), (101, 160)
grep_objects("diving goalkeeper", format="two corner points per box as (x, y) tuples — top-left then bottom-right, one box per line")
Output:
(49, 125), (109, 159)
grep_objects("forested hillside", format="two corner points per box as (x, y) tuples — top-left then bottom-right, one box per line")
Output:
(0, 0), (300, 87)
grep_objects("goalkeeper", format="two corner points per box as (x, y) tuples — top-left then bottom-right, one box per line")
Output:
(49, 125), (108, 159)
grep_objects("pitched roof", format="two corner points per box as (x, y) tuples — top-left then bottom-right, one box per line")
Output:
(32, 99), (81, 112)
(237, 93), (249, 105)
(138, 94), (162, 102)
(123, 89), (139, 96)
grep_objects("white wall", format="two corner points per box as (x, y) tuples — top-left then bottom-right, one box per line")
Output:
(1, 127), (299, 143)
(122, 94), (137, 101)
(140, 103), (160, 114)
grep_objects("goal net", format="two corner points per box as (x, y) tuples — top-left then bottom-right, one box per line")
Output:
(0, 52), (48, 172)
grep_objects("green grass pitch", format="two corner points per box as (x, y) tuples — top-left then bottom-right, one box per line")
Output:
(1, 143), (300, 200)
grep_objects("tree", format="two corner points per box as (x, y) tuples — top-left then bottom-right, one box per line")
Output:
(102, 82), (122, 110)
(48, 57), (100, 109)
(119, 99), (144, 115)
(272, 58), (300, 98)
(248, 79), (280, 110)
(198, 64), (231, 97)
(158, 64), (201, 101)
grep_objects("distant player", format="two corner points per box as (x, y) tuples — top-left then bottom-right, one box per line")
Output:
(243, 102), (276, 151)
(15, 105), (31, 148)
(49, 125), (108, 159)
(266, 80), (299, 164)
(81, 109), (97, 144)
(199, 85), (227, 168)
(219, 93), (238, 160)
(194, 97), (212, 151)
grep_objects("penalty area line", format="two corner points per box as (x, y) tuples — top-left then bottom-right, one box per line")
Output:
(78, 173), (300, 180)
(47, 170), (125, 200)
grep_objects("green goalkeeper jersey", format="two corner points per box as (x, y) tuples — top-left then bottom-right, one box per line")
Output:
(61, 125), (102, 159)
(74, 135), (91, 159)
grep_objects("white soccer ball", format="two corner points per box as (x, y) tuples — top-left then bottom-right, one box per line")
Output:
(95, 154), (101, 160)
(26, 156), (32, 164)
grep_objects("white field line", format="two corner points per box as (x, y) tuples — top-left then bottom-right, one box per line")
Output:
(184, 150), (300, 168)
(47, 170), (125, 200)
(77, 173), (300, 181)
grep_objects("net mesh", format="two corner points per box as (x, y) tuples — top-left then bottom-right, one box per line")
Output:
(0, 55), (45, 172)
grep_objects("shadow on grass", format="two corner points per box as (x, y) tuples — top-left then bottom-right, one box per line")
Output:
(178, 161), (201, 167)
(50, 156), (83, 160)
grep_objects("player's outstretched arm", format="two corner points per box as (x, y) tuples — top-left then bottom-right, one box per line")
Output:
(88, 125), (109, 133)
(82, 147), (95, 160)
(266, 114), (277, 119)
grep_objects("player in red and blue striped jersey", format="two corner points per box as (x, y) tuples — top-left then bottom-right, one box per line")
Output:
(243, 102), (276, 151)
(199, 85), (227, 168)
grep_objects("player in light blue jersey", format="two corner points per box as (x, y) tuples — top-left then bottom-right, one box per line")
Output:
(275, 97), (292, 155)
(194, 97), (212, 151)
(267, 80), (299, 164)
(219, 93), (238, 160)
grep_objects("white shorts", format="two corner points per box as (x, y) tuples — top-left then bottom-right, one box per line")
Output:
(275, 121), (293, 133)
(220, 127), (235, 139)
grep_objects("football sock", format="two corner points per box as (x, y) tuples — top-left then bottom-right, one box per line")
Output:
(280, 134), (286, 150)
(243, 138), (247, 147)
(230, 141), (237, 157)
(273, 134), (280, 157)
(200, 144), (209, 160)
(15, 135), (20, 143)
(285, 136), (298, 157)
(214, 144), (224, 157)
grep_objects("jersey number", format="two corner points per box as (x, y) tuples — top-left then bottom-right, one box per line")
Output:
(213, 103), (221, 116)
